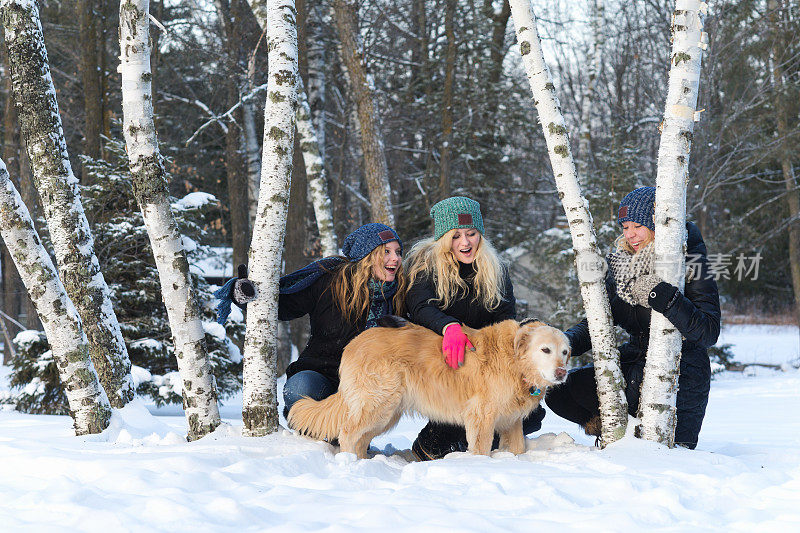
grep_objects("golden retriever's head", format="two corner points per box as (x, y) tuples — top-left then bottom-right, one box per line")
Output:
(514, 321), (570, 387)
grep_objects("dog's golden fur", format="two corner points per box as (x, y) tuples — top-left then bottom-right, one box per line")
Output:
(288, 318), (570, 458)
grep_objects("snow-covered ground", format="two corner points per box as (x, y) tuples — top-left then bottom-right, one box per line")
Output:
(1, 325), (798, 532)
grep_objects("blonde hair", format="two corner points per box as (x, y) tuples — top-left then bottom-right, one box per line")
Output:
(406, 229), (506, 311)
(614, 227), (655, 255)
(329, 245), (407, 324)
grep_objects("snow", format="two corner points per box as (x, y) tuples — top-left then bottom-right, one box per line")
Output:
(193, 246), (233, 279)
(1, 325), (799, 531)
(172, 192), (217, 210)
(12, 329), (43, 347)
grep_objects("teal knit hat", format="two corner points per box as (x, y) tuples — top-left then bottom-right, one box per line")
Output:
(430, 196), (484, 240)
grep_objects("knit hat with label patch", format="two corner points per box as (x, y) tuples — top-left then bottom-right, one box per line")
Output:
(341, 223), (402, 261)
(430, 196), (484, 241)
(617, 187), (656, 232)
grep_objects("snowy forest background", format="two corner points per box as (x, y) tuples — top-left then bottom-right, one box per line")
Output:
(0, 0), (798, 412)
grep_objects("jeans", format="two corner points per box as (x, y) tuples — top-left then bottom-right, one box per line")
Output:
(283, 370), (336, 419)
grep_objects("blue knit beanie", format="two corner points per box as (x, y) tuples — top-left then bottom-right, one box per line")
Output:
(618, 187), (656, 232)
(430, 196), (485, 241)
(341, 223), (402, 261)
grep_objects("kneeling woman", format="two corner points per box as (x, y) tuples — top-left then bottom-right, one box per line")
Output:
(405, 196), (544, 460)
(228, 223), (406, 418)
(546, 187), (721, 449)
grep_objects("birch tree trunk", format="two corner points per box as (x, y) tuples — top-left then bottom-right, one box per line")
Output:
(637, 0), (708, 447)
(0, 158), (111, 434)
(331, 0), (394, 226)
(241, 0), (298, 436)
(577, 0), (604, 180)
(1, 0), (134, 408)
(296, 76), (337, 256)
(306, 1), (327, 164)
(244, 90), (262, 228)
(247, 0), (337, 256)
(119, 0), (221, 441)
(509, 0), (628, 445)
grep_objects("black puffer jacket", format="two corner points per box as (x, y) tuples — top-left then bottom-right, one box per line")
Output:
(279, 271), (366, 388)
(407, 261), (516, 332)
(560, 221), (721, 447)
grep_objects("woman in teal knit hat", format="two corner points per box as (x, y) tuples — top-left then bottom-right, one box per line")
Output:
(405, 196), (545, 460)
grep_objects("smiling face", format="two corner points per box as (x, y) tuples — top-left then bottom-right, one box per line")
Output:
(514, 322), (570, 386)
(371, 240), (402, 282)
(449, 228), (481, 264)
(621, 221), (654, 253)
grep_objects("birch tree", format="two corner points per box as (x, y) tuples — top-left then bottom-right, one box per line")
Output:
(241, 0), (298, 436)
(509, 0), (628, 445)
(119, 0), (221, 441)
(637, 0), (708, 447)
(1, 0), (134, 408)
(296, 76), (337, 256)
(0, 158), (111, 435)
(247, 0), (337, 255)
(331, 0), (394, 226)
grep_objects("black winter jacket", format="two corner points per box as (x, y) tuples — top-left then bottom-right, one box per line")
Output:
(562, 221), (721, 446)
(407, 261), (516, 332)
(565, 221), (720, 358)
(279, 271), (368, 388)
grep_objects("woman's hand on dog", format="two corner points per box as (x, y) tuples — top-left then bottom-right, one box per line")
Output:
(442, 323), (475, 369)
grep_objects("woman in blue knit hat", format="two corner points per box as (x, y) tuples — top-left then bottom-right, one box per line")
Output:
(223, 223), (407, 420)
(405, 196), (545, 460)
(546, 187), (721, 449)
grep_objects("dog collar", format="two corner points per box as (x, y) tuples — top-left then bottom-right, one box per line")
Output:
(529, 386), (542, 397)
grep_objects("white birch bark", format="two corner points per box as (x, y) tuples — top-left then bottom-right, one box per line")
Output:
(0, 158), (111, 435)
(1, 0), (134, 408)
(509, 0), (628, 445)
(296, 76), (338, 256)
(119, 0), (220, 441)
(306, 3), (327, 164)
(246, 0), (337, 255)
(637, 0), (708, 447)
(243, 96), (262, 229)
(241, 0), (298, 436)
(577, 0), (604, 181)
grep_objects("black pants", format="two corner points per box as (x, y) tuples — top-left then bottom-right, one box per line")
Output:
(415, 405), (547, 453)
(545, 346), (711, 449)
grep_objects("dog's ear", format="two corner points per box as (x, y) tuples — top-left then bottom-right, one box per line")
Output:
(514, 324), (533, 357)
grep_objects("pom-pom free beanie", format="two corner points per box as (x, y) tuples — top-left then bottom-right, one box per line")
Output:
(341, 223), (402, 261)
(617, 187), (656, 232)
(430, 196), (484, 241)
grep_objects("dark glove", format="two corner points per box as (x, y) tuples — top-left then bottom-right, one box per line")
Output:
(233, 264), (258, 305)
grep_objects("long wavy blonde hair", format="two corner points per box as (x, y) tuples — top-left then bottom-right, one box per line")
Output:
(406, 229), (507, 311)
(329, 244), (407, 325)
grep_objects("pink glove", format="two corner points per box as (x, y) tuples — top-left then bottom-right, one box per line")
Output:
(442, 324), (475, 369)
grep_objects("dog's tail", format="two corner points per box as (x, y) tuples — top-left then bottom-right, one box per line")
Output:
(287, 392), (348, 442)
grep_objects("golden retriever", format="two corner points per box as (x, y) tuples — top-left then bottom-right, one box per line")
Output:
(288, 317), (570, 459)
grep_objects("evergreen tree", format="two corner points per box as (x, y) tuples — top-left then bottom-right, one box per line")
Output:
(6, 138), (244, 413)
